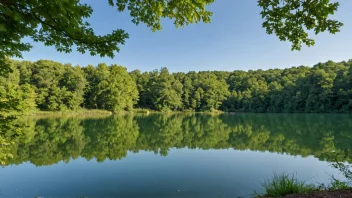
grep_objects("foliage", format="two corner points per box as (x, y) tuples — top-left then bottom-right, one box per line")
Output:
(254, 172), (316, 197)
(327, 179), (351, 191)
(330, 161), (352, 187)
(2, 58), (352, 114)
(137, 68), (184, 111)
(1, 59), (140, 113)
(0, 0), (128, 59)
(83, 64), (138, 112)
(131, 59), (352, 113)
(0, 0), (215, 70)
(0, 59), (37, 114)
(131, 70), (231, 111)
(258, 0), (343, 50)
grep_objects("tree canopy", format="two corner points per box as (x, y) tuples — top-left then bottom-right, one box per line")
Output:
(258, 0), (342, 50)
(0, 58), (351, 114)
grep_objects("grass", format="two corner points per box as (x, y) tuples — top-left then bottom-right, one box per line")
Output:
(27, 109), (112, 117)
(1, 109), (113, 117)
(131, 108), (165, 114)
(327, 179), (351, 191)
(3, 108), (226, 117)
(254, 171), (352, 197)
(254, 172), (317, 197)
(131, 108), (225, 114)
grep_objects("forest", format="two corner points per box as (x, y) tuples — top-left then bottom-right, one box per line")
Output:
(1, 58), (352, 113)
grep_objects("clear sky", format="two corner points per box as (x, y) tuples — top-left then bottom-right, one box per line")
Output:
(19, 0), (352, 72)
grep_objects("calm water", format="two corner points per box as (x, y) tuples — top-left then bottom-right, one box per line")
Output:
(1, 113), (351, 198)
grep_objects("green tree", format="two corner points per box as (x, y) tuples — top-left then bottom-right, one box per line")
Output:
(129, 70), (153, 109)
(0, 60), (36, 114)
(59, 65), (87, 109)
(192, 72), (230, 111)
(27, 60), (86, 111)
(84, 64), (138, 112)
(149, 68), (183, 111)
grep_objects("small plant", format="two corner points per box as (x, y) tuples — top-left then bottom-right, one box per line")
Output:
(330, 162), (352, 182)
(327, 161), (352, 191)
(329, 179), (350, 191)
(316, 177), (351, 192)
(254, 172), (316, 197)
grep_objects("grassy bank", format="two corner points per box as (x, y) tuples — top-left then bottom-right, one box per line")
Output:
(132, 108), (224, 114)
(254, 172), (352, 197)
(2, 108), (226, 118)
(22, 109), (113, 117)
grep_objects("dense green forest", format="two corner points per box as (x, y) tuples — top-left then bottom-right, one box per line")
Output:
(5, 114), (352, 166)
(1, 58), (352, 113)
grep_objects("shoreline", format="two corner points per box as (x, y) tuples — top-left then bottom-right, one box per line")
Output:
(8, 109), (225, 117)
(16, 109), (113, 118)
(4, 109), (351, 118)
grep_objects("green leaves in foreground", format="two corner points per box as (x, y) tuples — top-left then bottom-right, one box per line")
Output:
(0, 0), (344, 64)
(0, 0), (128, 59)
(109, 0), (214, 31)
(258, 0), (343, 50)
(0, 0), (214, 60)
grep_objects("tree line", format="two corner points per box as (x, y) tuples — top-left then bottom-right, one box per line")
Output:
(1, 58), (352, 113)
(5, 113), (352, 166)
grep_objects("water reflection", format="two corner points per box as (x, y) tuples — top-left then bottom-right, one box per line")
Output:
(2, 113), (352, 166)
(0, 116), (22, 165)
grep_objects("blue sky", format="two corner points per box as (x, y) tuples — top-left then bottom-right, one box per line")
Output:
(20, 0), (352, 72)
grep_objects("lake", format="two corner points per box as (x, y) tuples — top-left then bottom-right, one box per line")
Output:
(1, 113), (351, 198)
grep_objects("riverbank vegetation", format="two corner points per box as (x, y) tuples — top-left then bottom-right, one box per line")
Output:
(1, 58), (352, 114)
(254, 171), (352, 197)
(254, 173), (317, 197)
(254, 160), (352, 197)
